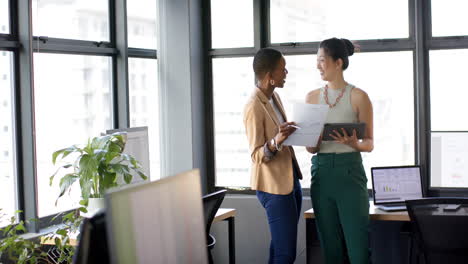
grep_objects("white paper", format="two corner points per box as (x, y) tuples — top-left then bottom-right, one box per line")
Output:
(283, 103), (329, 147)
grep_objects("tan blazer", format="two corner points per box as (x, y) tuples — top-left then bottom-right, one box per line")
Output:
(243, 88), (302, 195)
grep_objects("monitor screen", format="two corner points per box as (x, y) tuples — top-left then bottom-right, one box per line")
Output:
(106, 126), (150, 184)
(371, 166), (423, 204)
(105, 169), (207, 264)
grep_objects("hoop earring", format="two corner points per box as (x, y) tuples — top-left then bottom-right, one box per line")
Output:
(270, 80), (275, 86)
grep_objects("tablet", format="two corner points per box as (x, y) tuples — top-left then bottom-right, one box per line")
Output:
(322, 123), (366, 141)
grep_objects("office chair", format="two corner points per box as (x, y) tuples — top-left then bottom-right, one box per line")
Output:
(405, 198), (468, 264)
(73, 210), (110, 264)
(202, 189), (227, 264)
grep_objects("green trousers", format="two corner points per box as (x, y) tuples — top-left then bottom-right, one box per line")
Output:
(310, 152), (370, 264)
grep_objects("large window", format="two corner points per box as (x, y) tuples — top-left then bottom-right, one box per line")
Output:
(1, 0), (161, 231)
(0, 0), (8, 34)
(210, 0), (254, 48)
(431, 0), (468, 37)
(32, 0), (109, 41)
(127, 0), (159, 180)
(345, 52), (415, 183)
(270, 0), (409, 44)
(129, 58), (160, 180)
(0, 52), (16, 226)
(213, 52), (414, 188)
(212, 57), (253, 187)
(430, 49), (468, 188)
(210, 0), (416, 191)
(275, 52), (414, 188)
(34, 54), (112, 217)
(430, 50), (468, 131)
(127, 0), (157, 49)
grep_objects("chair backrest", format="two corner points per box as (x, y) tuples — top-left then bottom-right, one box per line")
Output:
(405, 198), (468, 264)
(73, 210), (109, 264)
(202, 189), (227, 236)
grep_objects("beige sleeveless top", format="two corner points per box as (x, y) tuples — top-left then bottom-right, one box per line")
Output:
(319, 83), (358, 153)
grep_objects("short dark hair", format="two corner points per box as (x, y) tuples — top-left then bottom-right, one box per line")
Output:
(253, 48), (283, 82)
(319, 38), (355, 70)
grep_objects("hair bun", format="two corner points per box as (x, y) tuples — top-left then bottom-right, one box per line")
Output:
(341, 38), (355, 56)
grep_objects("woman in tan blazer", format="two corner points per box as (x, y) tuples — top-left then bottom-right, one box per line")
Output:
(243, 48), (303, 264)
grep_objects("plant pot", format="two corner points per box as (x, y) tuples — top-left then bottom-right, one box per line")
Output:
(86, 198), (105, 216)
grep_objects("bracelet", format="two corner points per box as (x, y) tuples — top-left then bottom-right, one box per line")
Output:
(269, 138), (277, 153)
(274, 138), (283, 151)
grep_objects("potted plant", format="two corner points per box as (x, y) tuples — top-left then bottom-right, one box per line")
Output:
(49, 132), (148, 213)
(0, 208), (82, 264)
(0, 209), (53, 264)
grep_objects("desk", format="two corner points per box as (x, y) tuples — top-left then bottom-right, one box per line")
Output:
(304, 203), (410, 264)
(42, 207), (237, 264)
(213, 208), (236, 264)
(304, 203), (410, 222)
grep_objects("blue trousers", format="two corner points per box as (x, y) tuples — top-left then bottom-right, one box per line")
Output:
(256, 173), (302, 264)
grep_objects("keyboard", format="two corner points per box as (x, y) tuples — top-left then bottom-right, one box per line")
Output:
(376, 205), (407, 212)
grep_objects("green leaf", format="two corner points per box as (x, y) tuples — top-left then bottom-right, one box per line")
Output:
(16, 223), (26, 233)
(78, 154), (98, 184)
(110, 163), (125, 174)
(111, 132), (127, 148)
(63, 211), (75, 221)
(52, 148), (67, 164)
(56, 229), (68, 237)
(50, 164), (73, 186)
(61, 147), (77, 160)
(105, 151), (121, 163)
(3, 223), (13, 234)
(121, 165), (130, 175)
(130, 157), (139, 168)
(95, 135), (111, 149)
(124, 173), (132, 184)
(79, 177), (93, 199)
(137, 170), (148, 180)
(100, 171), (117, 191)
(108, 141), (123, 154)
(58, 173), (79, 199)
(52, 146), (79, 164)
(120, 154), (140, 168)
(93, 149), (107, 160)
(55, 237), (61, 248)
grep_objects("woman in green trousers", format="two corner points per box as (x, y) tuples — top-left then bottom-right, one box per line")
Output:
(305, 38), (374, 264)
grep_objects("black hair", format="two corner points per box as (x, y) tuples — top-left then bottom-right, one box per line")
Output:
(253, 48), (283, 83)
(319, 38), (355, 70)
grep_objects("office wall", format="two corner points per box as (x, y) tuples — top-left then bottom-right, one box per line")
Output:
(211, 195), (412, 264)
(158, 0), (208, 193)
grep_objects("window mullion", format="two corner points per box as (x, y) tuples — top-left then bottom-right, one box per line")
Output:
(128, 48), (157, 59)
(17, 0), (39, 232)
(111, 0), (130, 129)
(414, 0), (431, 192)
(254, 0), (268, 50)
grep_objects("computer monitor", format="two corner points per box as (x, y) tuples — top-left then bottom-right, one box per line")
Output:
(371, 165), (424, 205)
(106, 126), (150, 184)
(105, 169), (208, 264)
